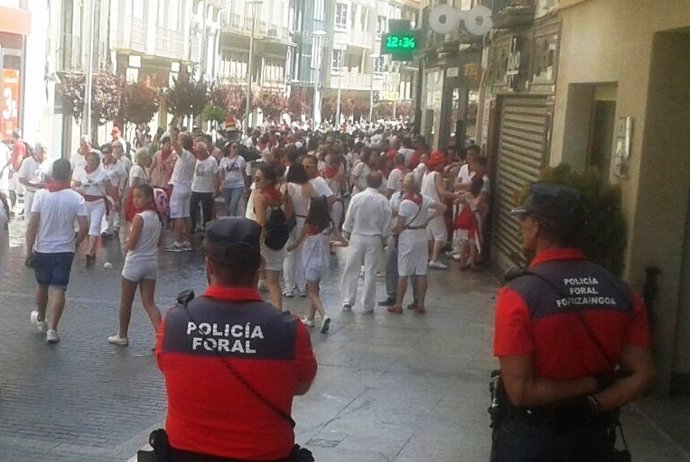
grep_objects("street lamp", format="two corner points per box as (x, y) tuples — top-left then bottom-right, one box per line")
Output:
(312, 30), (326, 126)
(245, 0), (263, 132)
(369, 54), (380, 122)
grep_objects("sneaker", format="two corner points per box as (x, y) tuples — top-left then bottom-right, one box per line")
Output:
(165, 242), (185, 253)
(103, 261), (113, 269)
(342, 304), (353, 312)
(282, 289), (295, 298)
(30, 310), (48, 333)
(182, 241), (193, 251)
(46, 329), (60, 344)
(107, 335), (129, 346)
(428, 260), (448, 270)
(320, 316), (331, 334)
(301, 318), (315, 328)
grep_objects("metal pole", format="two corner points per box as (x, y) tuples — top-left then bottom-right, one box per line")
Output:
(84, 0), (96, 137)
(245, 2), (259, 131)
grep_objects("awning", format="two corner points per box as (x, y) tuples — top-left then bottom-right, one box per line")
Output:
(0, 6), (31, 36)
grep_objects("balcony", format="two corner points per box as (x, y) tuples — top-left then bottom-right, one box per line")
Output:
(155, 26), (185, 61)
(331, 71), (385, 91)
(492, 0), (536, 29)
(113, 16), (147, 54)
(346, 30), (374, 49)
(222, 14), (292, 45)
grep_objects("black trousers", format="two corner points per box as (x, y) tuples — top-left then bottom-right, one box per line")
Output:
(190, 191), (214, 231)
(490, 414), (617, 462)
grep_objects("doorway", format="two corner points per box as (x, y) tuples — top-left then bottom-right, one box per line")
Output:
(587, 100), (616, 182)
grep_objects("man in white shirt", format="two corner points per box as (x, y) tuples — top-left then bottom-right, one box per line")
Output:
(388, 173), (446, 314)
(341, 172), (391, 313)
(26, 159), (88, 344)
(421, 151), (458, 269)
(190, 141), (219, 234)
(17, 142), (50, 220)
(166, 133), (197, 252)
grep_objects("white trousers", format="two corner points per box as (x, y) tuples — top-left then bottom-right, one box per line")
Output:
(341, 234), (384, 311)
(24, 190), (35, 218)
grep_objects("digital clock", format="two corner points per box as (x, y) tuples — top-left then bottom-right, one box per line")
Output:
(381, 31), (420, 59)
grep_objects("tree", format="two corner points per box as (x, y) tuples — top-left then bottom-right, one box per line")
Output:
(396, 101), (413, 119)
(373, 101), (394, 120)
(321, 96), (337, 121)
(164, 69), (208, 121)
(516, 164), (627, 276)
(57, 71), (123, 126)
(210, 83), (247, 119)
(288, 88), (310, 119)
(121, 81), (160, 126)
(256, 88), (287, 121)
(202, 104), (226, 129)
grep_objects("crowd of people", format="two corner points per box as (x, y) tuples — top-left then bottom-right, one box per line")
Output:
(0, 119), (657, 462)
(2, 122), (492, 344)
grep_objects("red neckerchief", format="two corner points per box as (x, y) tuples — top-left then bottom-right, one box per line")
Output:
(202, 286), (263, 302)
(404, 192), (422, 205)
(395, 165), (407, 173)
(260, 186), (283, 204)
(46, 181), (71, 193)
(323, 166), (339, 179)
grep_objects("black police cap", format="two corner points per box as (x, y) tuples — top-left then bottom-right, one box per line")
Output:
(510, 183), (582, 224)
(204, 218), (261, 251)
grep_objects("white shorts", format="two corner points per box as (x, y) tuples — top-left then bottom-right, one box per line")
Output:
(426, 215), (447, 242)
(122, 259), (158, 281)
(398, 231), (429, 276)
(86, 199), (107, 236)
(169, 186), (192, 219)
(262, 243), (286, 272)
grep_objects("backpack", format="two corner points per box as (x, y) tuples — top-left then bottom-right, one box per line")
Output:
(264, 205), (290, 250)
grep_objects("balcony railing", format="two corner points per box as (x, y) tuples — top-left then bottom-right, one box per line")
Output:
(331, 71), (384, 91)
(224, 13), (291, 43)
(113, 16), (147, 54)
(155, 26), (185, 60)
(346, 30), (374, 49)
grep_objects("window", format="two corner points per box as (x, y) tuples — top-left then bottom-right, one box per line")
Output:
(314, 0), (325, 21)
(310, 40), (323, 70)
(332, 49), (344, 71)
(374, 56), (385, 74)
(335, 3), (348, 29)
(376, 16), (386, 36)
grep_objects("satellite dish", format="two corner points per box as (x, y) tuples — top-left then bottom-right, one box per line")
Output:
(429, 4), (460, 35)
(464, 5), (493, 36)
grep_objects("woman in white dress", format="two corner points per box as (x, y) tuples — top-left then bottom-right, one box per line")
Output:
(72, 150), (114, 265)
(282, 163), (315, 297)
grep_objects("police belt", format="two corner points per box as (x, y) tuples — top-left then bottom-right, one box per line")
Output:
(509, 406), (620, 432)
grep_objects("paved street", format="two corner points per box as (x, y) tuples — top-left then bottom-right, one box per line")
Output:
(1, 217), (690, 462)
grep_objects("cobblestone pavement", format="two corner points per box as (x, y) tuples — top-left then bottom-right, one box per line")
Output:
(1, 215), (690, 462)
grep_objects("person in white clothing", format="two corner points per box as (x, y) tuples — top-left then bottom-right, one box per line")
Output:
(26, 159), (88, 343)
(72, 150), (115, 265)
(388, 173), (446, 315)
(190, 142), (220, 234)
(0, 142), (11, 198)
(100, 144), (128, 238)
(421, 151), (457, 269)
(349, 148), (375, 195)
(70, 136), (91, 179)
(283, 163), (315, 297)
(384, 154), (407, 198)
(166, 133), (196, 252)
(340, 172), (391, 313)
(17, 143), (50, 221)
(219, 141), (248, 217)
(108, 184), (163, 346)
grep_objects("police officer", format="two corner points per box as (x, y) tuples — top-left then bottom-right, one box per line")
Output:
(156, 218), (317, 461)
(491, 183), (655, 461)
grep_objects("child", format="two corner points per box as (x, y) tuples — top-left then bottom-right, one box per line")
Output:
(452, 175), (484, 270)
(287, 196), (332, 333)
(108, 184), (163, 346)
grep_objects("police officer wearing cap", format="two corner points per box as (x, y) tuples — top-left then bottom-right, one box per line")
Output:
(491, 183), (655, 461)
(156, 218), (317, 461)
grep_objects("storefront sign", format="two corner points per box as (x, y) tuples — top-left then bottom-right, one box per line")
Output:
(506, 36), (522, 90)
(1, 69), (20, 138)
